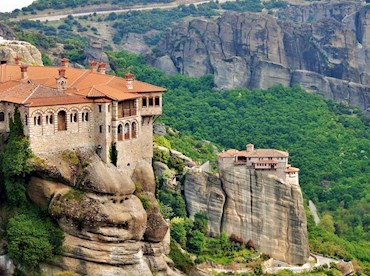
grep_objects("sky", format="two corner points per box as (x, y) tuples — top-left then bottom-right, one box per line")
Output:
(0, 0), (35, 12)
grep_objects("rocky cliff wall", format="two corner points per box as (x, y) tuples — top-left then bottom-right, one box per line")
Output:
(184, 167), (309, 265)
(0, 38), (43, 65)
(25, 149), (178, 276)
(154, 1), (370, 113)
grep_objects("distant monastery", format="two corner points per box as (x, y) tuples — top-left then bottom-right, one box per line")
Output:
(0, 57), (165, 174)
(218, 143), (300, 185)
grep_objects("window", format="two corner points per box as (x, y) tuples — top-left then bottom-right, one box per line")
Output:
(148, 97), (153, 107)
(108, 104), (111, 112)
(82, 112), (89, 122)
(70, 112), (77, 123)
(124, 123), (130, 140)
(98, 105), (102, 112)
(49, 115), (53, 124)
(118, 124), (123, 141)
(142, 98), (147, 107)
(155, 96), (160, 107)
(25, 115), (28, 125)
(57, 111), (67, 131)
(108, 126), (111, 132)
(99, 125), (103, 133)
(34, 115), (41, 126)
(132, 122), (137, 138)
(0, 112), (4, 122)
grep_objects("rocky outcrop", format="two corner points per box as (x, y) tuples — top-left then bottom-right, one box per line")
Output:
(184, 168), (309, 265)
(26, 149), (176, 276)
(0, 37), (43, 65)
(154, 2), (370, 113)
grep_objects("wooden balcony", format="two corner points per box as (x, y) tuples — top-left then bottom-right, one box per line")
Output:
(121, 108), (137, 118)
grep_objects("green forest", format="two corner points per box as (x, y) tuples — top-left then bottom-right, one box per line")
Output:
(106, 50), (370, 268)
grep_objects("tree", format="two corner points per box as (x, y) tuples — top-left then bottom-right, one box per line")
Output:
(193, 212), (208, 234)
(186, 230), (205, 254)
(7, 214), (54, 269)
(319, 213), (335, 233)
(171, 220), (187, 247)
(2, 108), (32, 206)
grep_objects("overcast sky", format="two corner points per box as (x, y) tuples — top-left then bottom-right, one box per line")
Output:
(0, 0), (35, 12)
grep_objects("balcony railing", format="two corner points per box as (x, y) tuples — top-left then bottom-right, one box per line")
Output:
(122, 108), (137, 118)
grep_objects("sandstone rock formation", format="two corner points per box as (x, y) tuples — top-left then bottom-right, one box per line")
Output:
(0, 37), (43, 65)
(184, 168), (309, 265)
(154, 1), (370, 113)
(26, 149), (177, 276)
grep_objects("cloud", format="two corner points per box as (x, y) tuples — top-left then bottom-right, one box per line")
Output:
(0, 0), (35, 13)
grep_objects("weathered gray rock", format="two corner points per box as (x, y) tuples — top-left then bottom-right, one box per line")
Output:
(27, 150), (176, 276)
(154, 3), (370, 113)
(0, 38), (43, 65)
(184, 168), (309, 265)
(184, 170), (225, 236)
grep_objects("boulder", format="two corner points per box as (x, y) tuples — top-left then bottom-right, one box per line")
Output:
(27, 177), (71, 208)
(0, 38), (43, 65)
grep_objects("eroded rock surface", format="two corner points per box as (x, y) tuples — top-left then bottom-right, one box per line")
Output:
(0, 37), (43, 65)
(27, 150), (176, 275)
(155, 2), (370, 113)
(184, 168), (309, 265)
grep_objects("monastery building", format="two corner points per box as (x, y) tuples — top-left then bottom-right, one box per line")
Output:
(0, 58), (165, 174)
(218, 144), (300, 185)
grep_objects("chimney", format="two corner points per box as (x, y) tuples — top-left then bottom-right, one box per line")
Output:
(20, 64), (28, 80)
(58, 68), (66, 77)
(246, 144), (254, 152)
(60, 57), (69, 67)
(14, 56), (22, 65)
(125, 72), (134, 89)
(56, 68), (67, 90)
(89, 60), (98, 72)
(97, 62), (106, 74)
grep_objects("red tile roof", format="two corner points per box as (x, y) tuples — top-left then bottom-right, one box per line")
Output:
(285, 167), (300, 173)
(0, 64), (166, 105)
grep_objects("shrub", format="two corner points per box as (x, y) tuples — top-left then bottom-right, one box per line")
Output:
(186, 230), (206, 254)
(153, 148), (170, 164)
(7, 212), (63, 269)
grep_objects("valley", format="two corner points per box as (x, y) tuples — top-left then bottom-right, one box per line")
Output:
(0, 0), (369, 275)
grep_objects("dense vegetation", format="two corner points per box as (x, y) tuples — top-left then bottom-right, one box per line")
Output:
(0, 109), (64, 273)
(106, 50), (370, 267)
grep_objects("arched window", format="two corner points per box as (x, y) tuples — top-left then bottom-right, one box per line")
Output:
(25, 115), (28, 125)
(132, 122), (137, 138)
(124, 123), (130, 140)
(46, 113), (54, 125)
(0, 112), (4, 122)
(82, 111), (89, 122)
(33, 115), (41, 126)
(118, 124), (123, 141)
(58, 110), (67, 131)
(70, 112), (78, 123)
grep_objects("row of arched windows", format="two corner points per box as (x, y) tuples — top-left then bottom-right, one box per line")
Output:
(117, 122), (137, 141)
(31, 109), (91, 130)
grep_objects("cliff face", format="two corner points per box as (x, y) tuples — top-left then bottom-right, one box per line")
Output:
(184, 167), (309, 265)
(0, 38), (43, 65)
(155, 1), (370, 113)
(26, 150), (177, 276)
